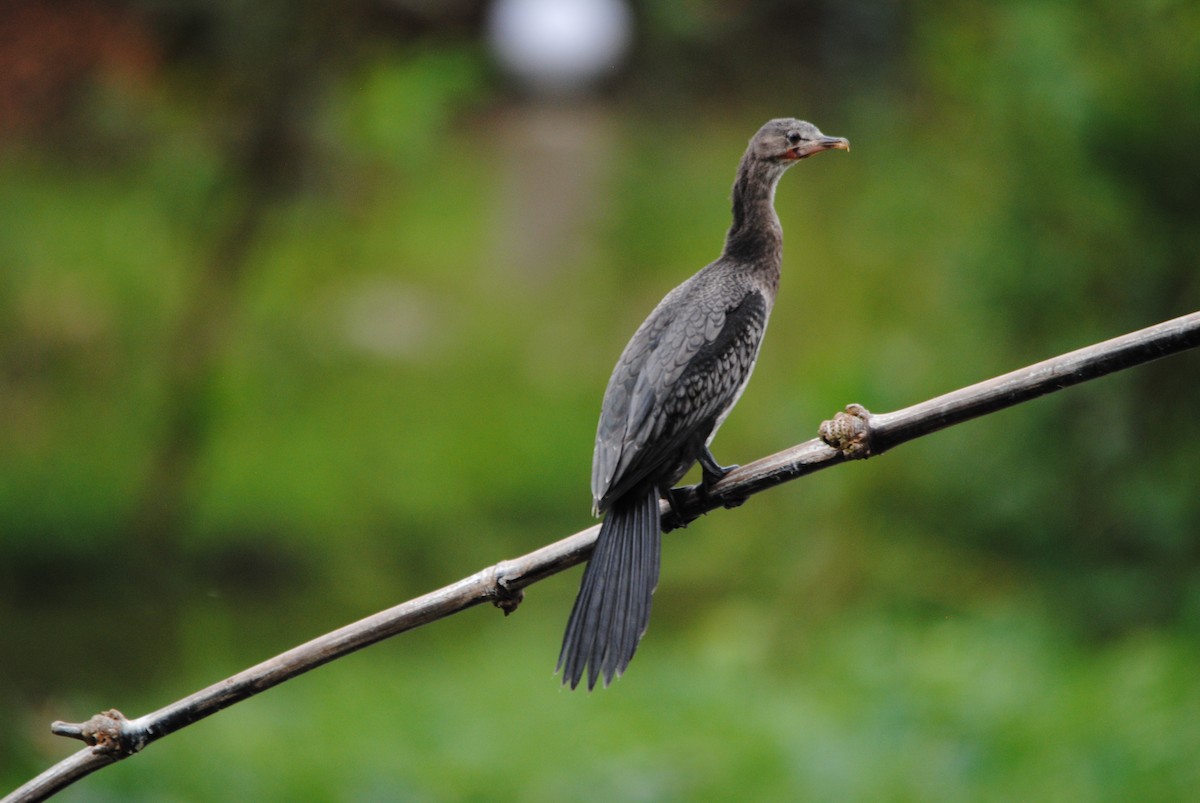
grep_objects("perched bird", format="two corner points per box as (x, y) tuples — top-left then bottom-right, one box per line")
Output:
(557, 118), (849, 690)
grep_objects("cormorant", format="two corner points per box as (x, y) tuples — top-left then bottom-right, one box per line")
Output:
(558, 118), (849, 690)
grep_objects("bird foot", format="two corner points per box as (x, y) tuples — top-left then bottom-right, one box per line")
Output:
(700, 473), (748, 509)
(719, 492), (748, 509)
(660, 449), (749, 532)
(698, 447), (737, 488)
(701, 463), (738, 488)
(819, 403), (875, 459)
(696, 447), (749, 508)
(661, 485), (697, 530)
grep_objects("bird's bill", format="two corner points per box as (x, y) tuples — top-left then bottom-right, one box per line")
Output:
(787, 136), (850, 159)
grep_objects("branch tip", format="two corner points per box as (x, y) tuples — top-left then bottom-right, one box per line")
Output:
(50, 709), (144, 757)
(49, 720), (84, 739)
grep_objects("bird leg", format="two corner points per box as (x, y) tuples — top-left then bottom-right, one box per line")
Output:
(698, 446), (737, 487)
(698, 446), (747, 509)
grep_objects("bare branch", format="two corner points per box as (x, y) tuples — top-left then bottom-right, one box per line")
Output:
(825, 310), (1200, 457)
(6, 310), (1199, 803)
(669, 310), (1200, 521)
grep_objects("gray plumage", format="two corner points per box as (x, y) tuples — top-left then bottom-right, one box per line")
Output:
(558, 119), (849, 690)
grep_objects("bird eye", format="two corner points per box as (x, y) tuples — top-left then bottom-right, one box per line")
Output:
(787, 132), (803, 145)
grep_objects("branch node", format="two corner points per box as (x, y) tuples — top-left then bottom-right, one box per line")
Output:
(819, 403), (876, 459)
(492, 564), (525, 616)
(51, 709), (144, 757)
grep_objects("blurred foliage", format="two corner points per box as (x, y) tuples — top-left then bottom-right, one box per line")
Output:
(1, 0), (1198, 799)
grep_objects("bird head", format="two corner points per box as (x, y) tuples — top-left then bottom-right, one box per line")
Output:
(752, 118), (850, 163)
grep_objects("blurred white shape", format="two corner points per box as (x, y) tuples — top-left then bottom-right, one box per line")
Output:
(338, 278), (442, 362)
(487, 0), (633, 94)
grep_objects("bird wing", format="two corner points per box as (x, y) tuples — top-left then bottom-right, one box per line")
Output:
(590, 282), (687, 509)
(592, 277), (768, 510)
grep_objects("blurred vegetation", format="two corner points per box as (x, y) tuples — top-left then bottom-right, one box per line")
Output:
(2, 0), (1198, 799)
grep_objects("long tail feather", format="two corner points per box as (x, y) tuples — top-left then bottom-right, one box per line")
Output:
(557, 489), (661, 690)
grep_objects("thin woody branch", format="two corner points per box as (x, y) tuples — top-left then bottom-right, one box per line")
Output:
(822, 310), (1200, 458)
(672, 311), (1200, 518)
(6, 310), (1199, 803)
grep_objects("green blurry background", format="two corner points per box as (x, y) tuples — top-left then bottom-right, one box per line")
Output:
(3, 0), (1199, 799)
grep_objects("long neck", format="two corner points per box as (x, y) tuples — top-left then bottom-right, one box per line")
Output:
(722, 154), (787, 263)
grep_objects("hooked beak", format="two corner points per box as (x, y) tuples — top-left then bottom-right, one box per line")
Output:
(787, 135), (850, 160)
